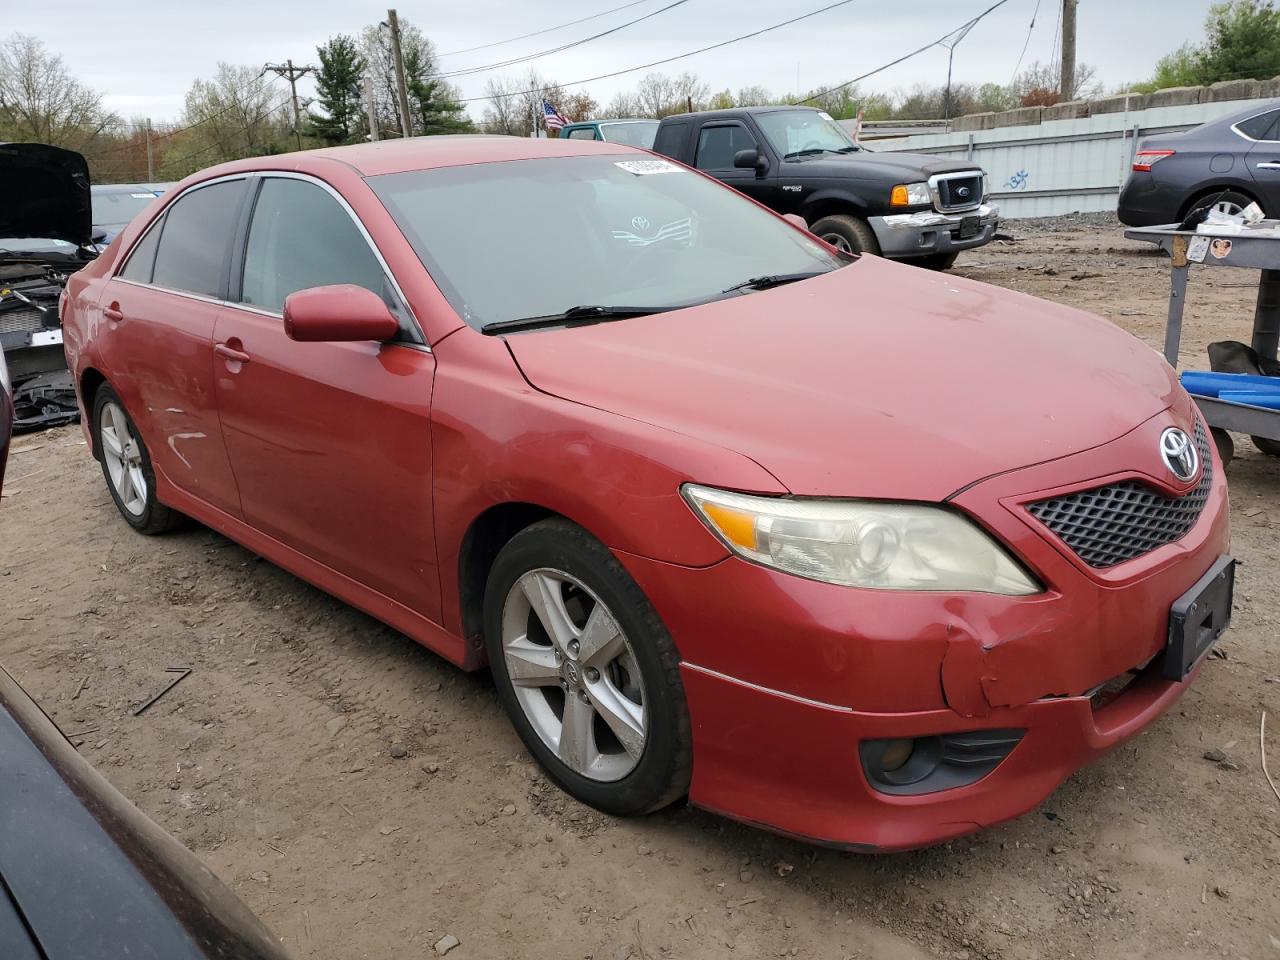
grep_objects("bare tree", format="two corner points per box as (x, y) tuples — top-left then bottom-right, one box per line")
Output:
(0, 34), (118, 151)
(163, 63), (291, 177)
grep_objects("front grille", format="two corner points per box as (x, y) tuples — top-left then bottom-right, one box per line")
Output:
(0, 306), (48, 335)
(935, 173), (983, 211)
(1026, 419), (1213, 569)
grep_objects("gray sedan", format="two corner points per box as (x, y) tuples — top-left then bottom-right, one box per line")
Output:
(1119, 100), (1280, 225)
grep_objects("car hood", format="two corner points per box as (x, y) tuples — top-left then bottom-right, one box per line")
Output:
(789, 150), (981, 181)
(0, 142), (93, 248)
(504, 257), (1178, 500)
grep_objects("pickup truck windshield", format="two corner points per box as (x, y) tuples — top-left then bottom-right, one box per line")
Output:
(755, 110), (859, 159)
(598, 121), (659, 148)
(369, 155), (844, 330)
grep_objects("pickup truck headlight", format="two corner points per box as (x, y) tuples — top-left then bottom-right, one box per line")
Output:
(682, 484), (1040, 595)
(890, 182), (932, 207)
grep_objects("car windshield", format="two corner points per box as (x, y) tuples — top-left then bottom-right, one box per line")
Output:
(91, 190), (159, 228)
(598, 121), (659, 148)
(369, 155), (845, 330)
(755, 110), (859, 158)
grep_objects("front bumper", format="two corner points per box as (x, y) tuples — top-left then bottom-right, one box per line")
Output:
(616, 403), (1230, 851)
(868, 203), (999, 258)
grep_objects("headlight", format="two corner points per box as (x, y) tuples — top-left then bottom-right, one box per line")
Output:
(682, 484), (1040, 595)
(890, 182), (932, 207)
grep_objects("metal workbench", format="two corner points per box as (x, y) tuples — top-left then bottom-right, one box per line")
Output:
(1125, 224), (1280, 459)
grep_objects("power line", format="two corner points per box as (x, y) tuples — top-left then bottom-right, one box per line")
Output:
(795, 0), (1015, 105)
(460, 0), (859, 104)
(1049, 0), (1062, 75)
(439, 0), (658, 57)
(437, 0), (691, 80)
(1008, 0), (1042, 85)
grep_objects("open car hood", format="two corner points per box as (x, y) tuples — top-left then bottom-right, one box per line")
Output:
(0, 143), (93, 249)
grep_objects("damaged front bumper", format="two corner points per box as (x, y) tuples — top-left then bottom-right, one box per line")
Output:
(613, 405), (1231, 851)
(2, 278), (80, 431)
(868, 202), (999, 259)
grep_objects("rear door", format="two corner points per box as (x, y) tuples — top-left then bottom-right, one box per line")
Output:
(212, 174), (441, 621)
(97, 178), (247, 516)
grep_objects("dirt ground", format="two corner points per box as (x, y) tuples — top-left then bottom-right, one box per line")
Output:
(2, 215), (1279, 960)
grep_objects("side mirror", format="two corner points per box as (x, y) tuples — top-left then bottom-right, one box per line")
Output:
(733, 148), (768, 175)
(782, 213), (809, 232)
(283, 284), (400, 343)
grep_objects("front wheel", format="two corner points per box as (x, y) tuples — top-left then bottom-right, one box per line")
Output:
(92, 384), (181, 534)
(916, 251), (959, 271)
(809, 214), (880, 256)
(484, 518), (691, 817)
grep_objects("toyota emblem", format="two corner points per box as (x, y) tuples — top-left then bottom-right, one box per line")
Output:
(956, 186), (971, 199)
(1159, 427), (1199, 482)
(631, 215), (650, 231)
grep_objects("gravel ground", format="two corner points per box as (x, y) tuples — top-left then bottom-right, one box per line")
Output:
(1, 214), (1278, 960)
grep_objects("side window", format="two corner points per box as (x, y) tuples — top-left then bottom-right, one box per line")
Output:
(240, 178), (387, 314)
(1237, 110), (1280, 140)
(695, 124), (755, 171)
(566, 127), (597, 140)
(652, 120), (689, 159)
(120, 218), (162, 283)
(151, 180), (245, 298)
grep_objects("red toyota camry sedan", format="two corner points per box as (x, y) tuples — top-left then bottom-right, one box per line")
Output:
(61, 136), (1233, 851)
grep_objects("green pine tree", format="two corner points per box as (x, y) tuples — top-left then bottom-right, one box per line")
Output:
(309, 35), (366, 145)
(404, 46), (472, 136)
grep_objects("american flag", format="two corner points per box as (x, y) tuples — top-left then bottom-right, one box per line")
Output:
(543, 99), (568, 131)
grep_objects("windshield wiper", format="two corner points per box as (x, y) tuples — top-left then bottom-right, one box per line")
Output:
(722, 271), (827, 294)
(481, 304), (674, 334)
(784, 148), (830, 160)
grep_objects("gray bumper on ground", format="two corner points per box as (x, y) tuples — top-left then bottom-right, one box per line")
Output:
(868, 203), (1000, 258)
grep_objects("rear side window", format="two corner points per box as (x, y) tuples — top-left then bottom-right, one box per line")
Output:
(120, 220), (162, 283)
(652, 120), (689, 159)
(1237, 110), (1280, 141)
(695, 124), (756, 170)
(240, 177), (386, 314)
(151, 180), (245, 298)
(566, 127), (597, 140)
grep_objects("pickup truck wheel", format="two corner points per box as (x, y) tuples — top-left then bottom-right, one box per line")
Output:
(810, 214), (879, 256)
(917, 252), (959, 271)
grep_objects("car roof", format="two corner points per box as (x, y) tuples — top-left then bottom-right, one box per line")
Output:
(1206, 99), (1280, 129)
(660, 105), (818, 121)
(198, 134), (644, 180)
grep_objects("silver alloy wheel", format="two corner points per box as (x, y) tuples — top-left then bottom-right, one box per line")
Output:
(1209, 199), (1244, 217)
(821, 232), (855, 253)
(501, 568), (647, 782)
(99, 400), (147, 516)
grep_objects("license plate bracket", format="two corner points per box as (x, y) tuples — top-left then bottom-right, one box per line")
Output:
(958, 216), (980, 240)
(1162, 555), (1235, 681)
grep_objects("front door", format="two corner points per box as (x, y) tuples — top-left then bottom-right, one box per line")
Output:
(97, 178), (248, 516)
(693, 121), (773, 204)
(212, 175), (441, 621)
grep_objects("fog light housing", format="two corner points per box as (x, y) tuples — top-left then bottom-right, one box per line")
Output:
(860, 729), (1025, 795)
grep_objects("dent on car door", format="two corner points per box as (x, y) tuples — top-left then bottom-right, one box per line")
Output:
(99, 178), (247, 516)
(212, 175), (441, 620)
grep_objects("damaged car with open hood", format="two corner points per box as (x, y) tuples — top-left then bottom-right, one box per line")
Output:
(0, 142), (100, 430)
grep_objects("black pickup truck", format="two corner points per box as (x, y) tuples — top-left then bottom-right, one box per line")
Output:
(652, 106), (997, 269)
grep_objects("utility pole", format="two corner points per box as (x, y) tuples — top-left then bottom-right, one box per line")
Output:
(365, 75), (381, 141)
(144, 118), (154, 182)
(264, 59), (316, 150)
(387, 9), (414, 138)
(1059, 0), (1078, 101)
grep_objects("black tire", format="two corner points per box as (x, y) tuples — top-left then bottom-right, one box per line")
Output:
(483, 518), (691, 817)
(1212, 428), (1235, 468)
(91, 384), (182, 535)
(916, 251), (959, 271)
(1183, 189), (1258, 222)
(809, 213), (880, 256)
(1252, 435), (1280, 457)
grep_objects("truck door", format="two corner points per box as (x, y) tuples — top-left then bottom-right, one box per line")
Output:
(692, 121), (774, 206)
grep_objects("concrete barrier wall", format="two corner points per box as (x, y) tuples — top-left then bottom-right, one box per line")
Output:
(883, 96), (1275, 219)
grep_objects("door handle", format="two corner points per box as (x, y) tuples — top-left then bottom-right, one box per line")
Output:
(1257, 161), (1280, 170)
(103, 303), (124, 322)
(214, 343), (251, 364)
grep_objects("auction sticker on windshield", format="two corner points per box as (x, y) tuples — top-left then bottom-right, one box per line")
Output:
(614, 159), (684, 176)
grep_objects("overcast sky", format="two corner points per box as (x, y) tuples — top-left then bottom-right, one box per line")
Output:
(11, 0), (1210, 123)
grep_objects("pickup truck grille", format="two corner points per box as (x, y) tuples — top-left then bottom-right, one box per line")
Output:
(933, 173), (984, 212)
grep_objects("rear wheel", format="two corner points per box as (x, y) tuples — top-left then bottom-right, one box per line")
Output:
(1211, 428), (1235, 468)
(92, 384), (181, 534)
(1184, 190), (1257, 222)
(1252, 435), (1280, 457)
(484, 518), (691, 816)
(810, 214), (879, 256)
